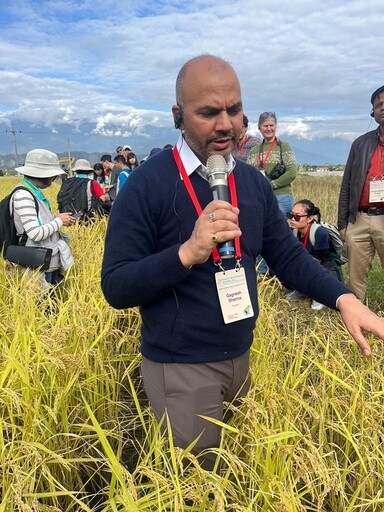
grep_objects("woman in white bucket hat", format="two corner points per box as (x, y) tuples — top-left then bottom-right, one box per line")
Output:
(11, 148), (76, 287)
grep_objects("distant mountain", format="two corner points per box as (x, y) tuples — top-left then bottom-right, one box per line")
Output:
(0, 120), (354, 167)
(286, 136), (352, 165)
(0, 150), (148, 171)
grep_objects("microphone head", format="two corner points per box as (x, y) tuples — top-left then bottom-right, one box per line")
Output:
(206, 154), (228, 173)
(206, 154), (229, 188)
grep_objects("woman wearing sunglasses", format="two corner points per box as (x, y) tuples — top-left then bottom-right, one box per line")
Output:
(286, 199), (342, 310)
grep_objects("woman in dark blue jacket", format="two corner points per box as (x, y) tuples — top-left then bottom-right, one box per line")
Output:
(286, 199), (342, 310)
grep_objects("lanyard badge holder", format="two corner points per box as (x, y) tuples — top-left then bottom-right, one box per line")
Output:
(173, 146), (254, 324)
(369, 148), (384, 203)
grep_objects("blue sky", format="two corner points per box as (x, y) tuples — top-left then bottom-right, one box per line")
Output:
(0, 0), (381, 159)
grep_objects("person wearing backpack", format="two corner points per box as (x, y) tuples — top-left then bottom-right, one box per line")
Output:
(11, 149), (75, 287)
(286, 199), (343, 310)
(57, 159), (111, 220)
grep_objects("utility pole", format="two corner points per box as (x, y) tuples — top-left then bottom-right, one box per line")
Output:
(67, 137), (72, 176)
(6, 122), (21, 171)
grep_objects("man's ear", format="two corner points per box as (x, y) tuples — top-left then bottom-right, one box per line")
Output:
(172, 104), (184, 130)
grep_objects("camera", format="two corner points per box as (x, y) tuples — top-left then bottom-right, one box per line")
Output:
(269, 163), (286, 180)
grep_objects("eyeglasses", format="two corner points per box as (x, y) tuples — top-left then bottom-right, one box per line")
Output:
(287, 212), (309, 222)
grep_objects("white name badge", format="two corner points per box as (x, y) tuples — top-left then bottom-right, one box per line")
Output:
(215, 267), (254, 324)
(369, 180), (384, 203)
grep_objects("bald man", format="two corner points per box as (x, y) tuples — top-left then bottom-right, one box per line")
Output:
(102, 55), (384, 469)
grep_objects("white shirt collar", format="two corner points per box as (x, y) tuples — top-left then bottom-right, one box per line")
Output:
(175, 134), (236, 179)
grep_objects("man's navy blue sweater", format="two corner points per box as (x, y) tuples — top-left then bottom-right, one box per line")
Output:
(101, 149), (350, 363)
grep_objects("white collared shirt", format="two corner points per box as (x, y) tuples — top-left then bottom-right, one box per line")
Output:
(175, 134), (236, 179)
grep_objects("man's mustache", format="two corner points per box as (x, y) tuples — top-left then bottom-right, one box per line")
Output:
(207, 132), (237, 143)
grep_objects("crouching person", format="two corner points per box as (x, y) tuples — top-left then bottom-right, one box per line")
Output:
(286, 199), (343, 310)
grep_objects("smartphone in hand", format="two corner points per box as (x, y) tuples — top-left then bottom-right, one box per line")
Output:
(72, 211), (83, 219)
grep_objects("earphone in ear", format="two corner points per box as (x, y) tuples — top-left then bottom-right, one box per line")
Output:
(174, 110), (184, 129)
(370, 109), (374, 118)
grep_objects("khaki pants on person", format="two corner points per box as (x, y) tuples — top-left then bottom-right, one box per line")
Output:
(346, 212), (384, 301)
(141, 350), (251, 470)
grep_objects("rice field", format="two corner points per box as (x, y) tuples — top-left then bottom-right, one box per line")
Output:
(0, 175), (383, 511)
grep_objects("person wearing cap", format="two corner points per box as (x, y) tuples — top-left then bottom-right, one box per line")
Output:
(100, 154), (119, 202)
(123, 145), (132, 162)
(338, 85), (384, 301)
(148, 147), (162, 159)
(12, 148), (75, 287)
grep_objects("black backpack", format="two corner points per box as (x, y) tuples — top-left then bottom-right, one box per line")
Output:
(57, 178), (111, 220)
(0, 186), (39, 255)
(57, 177), (89, 214)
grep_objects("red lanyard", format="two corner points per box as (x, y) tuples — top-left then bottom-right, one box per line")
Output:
(173, 146), (241, 264)
(302, 224), (311, 249)
(238, 135), (248, 160)
(257, 138), (276, 169)
(371, 129), (384, 179)
(371, 146), (380, 179)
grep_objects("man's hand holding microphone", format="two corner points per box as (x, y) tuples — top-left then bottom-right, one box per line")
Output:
(179, 155), (241, 269)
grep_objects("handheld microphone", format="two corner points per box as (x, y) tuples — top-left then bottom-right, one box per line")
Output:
(206, 154), (235, 259)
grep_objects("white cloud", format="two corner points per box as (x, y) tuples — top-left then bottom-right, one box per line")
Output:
(278, 120), (312, 140)
(0, 0), (382, 156)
